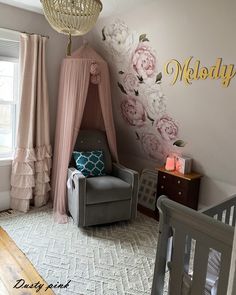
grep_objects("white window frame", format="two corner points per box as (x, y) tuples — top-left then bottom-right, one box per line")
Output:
(0, 56), (19, 160)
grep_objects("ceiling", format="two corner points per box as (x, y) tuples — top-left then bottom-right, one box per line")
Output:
(0, 0), (43, 13)
(0, 0), (146, 18)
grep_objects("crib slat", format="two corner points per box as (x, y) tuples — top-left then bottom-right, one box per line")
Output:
(217, 211), (223, 222)
(232, 206), (236, 226)
(230, 206), (234, 225)
(169, 228), (186, 294)
(225, 207), (231, 225)
(184, 235), (192, 273)
(190, 242), (209, 295)
(151, 223), (171, 295)
(217, 250), (232, 294)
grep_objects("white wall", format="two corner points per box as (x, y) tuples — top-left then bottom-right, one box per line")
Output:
(87, 0), (236, 207)
(0, 3), (81, 210)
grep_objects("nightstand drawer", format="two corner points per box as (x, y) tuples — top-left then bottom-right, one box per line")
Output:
(171, 189), (188, 204)
(157, 176), (172, 195)
(158, 171), (187, 188)
(157, 182), (169, 195)
(173, 177), (188, 189)
(156, 167), (202, 210)
(158, 171), (172, 183)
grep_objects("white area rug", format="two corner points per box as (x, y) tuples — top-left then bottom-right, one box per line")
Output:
(0, 206), (160, 295)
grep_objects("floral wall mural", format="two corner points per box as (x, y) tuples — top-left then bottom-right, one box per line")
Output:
(86, 1), (236, 207)
(102, 20), (184, 163)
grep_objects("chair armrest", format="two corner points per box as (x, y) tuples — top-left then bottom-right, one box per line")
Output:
(68, 167), (86, 184)
(112, 163), (138, 185)
(112, 163), (139, 219)
(67, 167), (86, 226)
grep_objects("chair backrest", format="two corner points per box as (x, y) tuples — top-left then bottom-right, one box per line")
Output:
(73, 129), (112, 174)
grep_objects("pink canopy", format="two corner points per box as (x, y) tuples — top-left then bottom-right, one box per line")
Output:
(52, 44), (119, 223)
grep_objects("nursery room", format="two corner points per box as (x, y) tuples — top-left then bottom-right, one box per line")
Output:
(0, 0), (235, 294)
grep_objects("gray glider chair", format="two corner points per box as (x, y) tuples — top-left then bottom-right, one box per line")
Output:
(67, 130), (139, 227)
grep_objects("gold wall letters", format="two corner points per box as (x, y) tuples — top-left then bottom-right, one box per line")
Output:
(164, 57), (236, 87)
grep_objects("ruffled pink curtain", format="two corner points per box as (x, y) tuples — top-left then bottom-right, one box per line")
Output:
(10, 34), (51, 212)
(52, 46), (118, 223)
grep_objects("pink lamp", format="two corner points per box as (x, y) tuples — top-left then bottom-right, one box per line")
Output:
(165, 156), (175, 171)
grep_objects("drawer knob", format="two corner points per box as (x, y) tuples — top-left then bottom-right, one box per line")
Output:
(163, 175), (166, 179)
(161, 185), (164, 189)
(177, 180), (181, 184)
(178, 191), (182, 196)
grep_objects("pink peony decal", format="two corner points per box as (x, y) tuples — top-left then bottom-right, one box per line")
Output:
(132, 42), (157, 79)
(156, 115), (179, 141)
(140, 133), (166, 160)
(121, 96), (146, 127)
(123, 73), (139, 94)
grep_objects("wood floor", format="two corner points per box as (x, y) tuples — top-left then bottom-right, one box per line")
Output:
(0, 227), (54, 295)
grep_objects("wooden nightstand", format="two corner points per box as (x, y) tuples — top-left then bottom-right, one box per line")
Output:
(156, 167), (202, 211)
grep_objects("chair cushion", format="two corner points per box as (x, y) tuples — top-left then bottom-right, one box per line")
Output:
(73, 150), (106, 177)
(86, 176), (132, 205)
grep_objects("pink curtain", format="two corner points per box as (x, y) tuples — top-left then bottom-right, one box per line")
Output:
(98, 62), (118, 161)
(52, 59), (90, 223)
(10, 34), (51, 212)
(52, 46), (119, 223)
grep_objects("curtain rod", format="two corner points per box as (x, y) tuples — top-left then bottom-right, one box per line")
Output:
(0, 27), (49, 39)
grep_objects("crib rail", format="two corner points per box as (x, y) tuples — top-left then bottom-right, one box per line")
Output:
(201, 194), (236, 226)
(151, 196), (234, 295)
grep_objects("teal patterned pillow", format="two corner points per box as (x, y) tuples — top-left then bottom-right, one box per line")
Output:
(73, 150), (106, 177)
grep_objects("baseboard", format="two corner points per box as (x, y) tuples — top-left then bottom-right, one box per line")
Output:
(0, 191), (10, 211)
(198, 202), (206, 210)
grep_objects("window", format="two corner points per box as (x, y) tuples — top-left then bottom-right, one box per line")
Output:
(0, 58), (19, 158)
(0, 28), (20, 159)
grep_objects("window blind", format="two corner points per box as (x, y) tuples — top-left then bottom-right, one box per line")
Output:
(0, 28), (20, 59)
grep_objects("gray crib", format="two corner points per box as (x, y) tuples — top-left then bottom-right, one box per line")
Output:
(151, 194), (236, 295)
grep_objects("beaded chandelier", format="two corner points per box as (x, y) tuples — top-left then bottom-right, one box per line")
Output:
(41, 0), (103, 54)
